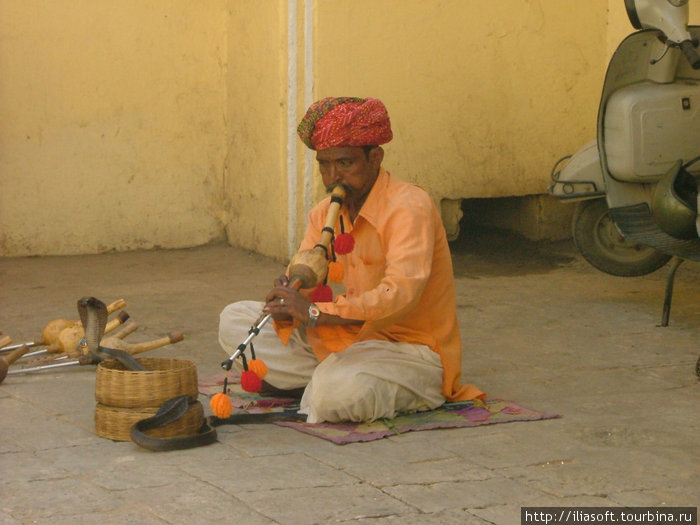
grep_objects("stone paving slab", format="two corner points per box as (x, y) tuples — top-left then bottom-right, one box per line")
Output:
(1, 241), (698, 523)
(123, 481), (277, 525)
(241, 484), (414, 524)
(382, 476), (553, 513)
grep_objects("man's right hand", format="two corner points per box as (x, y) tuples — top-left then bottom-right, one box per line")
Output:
(263, 279), (311, 324)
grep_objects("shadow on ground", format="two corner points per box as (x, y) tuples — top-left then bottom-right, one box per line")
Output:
(450, 224), (576, 278)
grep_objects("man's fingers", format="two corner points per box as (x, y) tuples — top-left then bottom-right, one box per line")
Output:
(273, 274), (290, 288)
(263, 290), (291, 312)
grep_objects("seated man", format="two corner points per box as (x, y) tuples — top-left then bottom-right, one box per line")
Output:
(219, 96), (484, 423)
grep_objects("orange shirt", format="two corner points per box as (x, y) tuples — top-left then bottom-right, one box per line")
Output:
(276, 169), (484, 401)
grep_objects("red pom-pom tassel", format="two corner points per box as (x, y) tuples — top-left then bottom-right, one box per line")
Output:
(310, 284), (333, 303)
(334, 233), (355, 255)
(241, 370), (262, 392)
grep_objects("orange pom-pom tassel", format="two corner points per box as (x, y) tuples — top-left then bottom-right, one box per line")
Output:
(241, 370), (262, 392)
(248, 358), (268, 380)
(334, 233), (355, 255)
(327, 261), (344, 283)
(310, 283), (333, 302)
(210, 392), (233, 418)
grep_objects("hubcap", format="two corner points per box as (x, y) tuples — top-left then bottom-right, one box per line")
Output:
(594, 212), (657, 263)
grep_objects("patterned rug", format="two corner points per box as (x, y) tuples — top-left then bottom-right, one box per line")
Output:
(199, 372), (560, 445)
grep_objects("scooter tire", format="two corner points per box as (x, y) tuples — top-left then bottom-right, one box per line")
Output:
(572, 199), (672, 277)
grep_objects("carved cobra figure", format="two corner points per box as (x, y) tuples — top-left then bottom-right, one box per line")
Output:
(77, 296), (146, 371)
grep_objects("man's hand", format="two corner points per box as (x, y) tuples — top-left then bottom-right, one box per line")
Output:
(263, 274), (362, 328)
(263, 275), (311, 324)
(273, 274), (290, 288)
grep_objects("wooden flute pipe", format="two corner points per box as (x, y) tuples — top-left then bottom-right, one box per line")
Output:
(248, 186), (346, 329)
(40, 298), (127, 347)
(0, 345), (29, 384)
(107, 322), (139, 341)
(222, 186), (345, 371)
(23, 322), (142, 363)
(99, 331), (185, 356)
(8, 332), (184, 376)
(19, 311), (130, 359)
(0, 299), (127, 353)
(44, 330), (183, 363)
(223, 186), (345, 371)
(286, 185), (346, 290)
(48, 312), (130, 353)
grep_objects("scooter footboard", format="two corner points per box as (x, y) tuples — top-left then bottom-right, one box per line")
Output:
(609, 203), (700, 261)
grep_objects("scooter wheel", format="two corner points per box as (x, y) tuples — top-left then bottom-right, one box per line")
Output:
(572, 199), (672, 277)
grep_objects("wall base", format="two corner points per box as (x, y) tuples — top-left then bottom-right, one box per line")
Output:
(441, 195), (575, 243)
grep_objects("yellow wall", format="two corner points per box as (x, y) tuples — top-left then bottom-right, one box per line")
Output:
(224, 0), (289, 259)
(2, 0), (698, 258)
(308, 1), (609, 243)
(314, 1), (605, 199)
(0, 1), (228, 256)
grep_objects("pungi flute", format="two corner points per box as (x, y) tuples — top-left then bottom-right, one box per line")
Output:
(0, 299), (127, 354)
(221, 185), (346, 370)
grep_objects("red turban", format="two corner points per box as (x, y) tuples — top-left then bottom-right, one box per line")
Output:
(297, 97), (393, 150)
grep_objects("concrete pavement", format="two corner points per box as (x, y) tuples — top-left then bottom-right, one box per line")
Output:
(1, 235), (697, 524)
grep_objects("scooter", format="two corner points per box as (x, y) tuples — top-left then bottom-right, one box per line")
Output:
(550, 0), (700, 325)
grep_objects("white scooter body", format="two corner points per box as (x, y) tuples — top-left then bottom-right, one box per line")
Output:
(550, 0), (700, 277)
(599, 26), (700, 256)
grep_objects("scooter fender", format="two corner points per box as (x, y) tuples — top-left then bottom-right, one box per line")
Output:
(549, 140), (606, 202)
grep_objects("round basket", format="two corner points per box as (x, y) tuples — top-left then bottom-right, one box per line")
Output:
(94, 401), (204, 442)
(95, 357), (198, 408)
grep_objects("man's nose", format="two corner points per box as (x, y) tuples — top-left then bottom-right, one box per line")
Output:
(328, 165), (342, 183)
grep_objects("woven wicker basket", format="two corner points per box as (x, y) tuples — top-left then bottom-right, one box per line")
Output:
(95, 357), (198, 408)
(94, 400), (204, 442)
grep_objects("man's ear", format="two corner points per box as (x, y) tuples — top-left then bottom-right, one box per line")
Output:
(369, 147), (384, 170)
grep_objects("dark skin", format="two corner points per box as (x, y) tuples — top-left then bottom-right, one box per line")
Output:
(263, 145), (384, 326)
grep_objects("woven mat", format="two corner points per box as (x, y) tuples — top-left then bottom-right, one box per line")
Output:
(199, 372), (560, 445)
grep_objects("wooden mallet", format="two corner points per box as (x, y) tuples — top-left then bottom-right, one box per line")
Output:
(0, 345), (29, 384)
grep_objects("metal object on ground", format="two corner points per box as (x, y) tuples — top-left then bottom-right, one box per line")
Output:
(7, 354), (100, 375)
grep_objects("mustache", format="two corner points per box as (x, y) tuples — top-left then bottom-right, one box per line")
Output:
(326, 183), (353, 196)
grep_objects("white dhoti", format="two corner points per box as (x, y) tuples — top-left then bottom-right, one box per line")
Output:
(218, 301), (446, 423)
